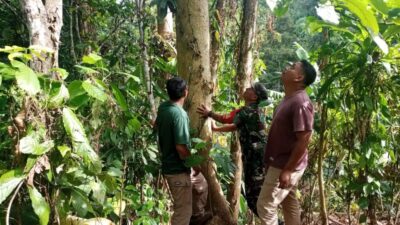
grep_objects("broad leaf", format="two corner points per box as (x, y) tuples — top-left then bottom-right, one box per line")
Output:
(82, 53), (102, 65)
(371, 0), (389, 14)
(111, 84), (128, 111)
(68, 80), (86, 98)
(49, 84), (70, 108)
(51, 68), (69, 80)
(341, 0), (379, 34)
(11, 60), (41, 95)
(0, 170), (25, 204)
(28, 186), (50, 225)
(62, 108), (102, 172)
(19, 133), (54, 155)
(294, 42), (309, 60)
(82, 79), (108, 102)
(184, 155), (205, 167)
(372, 34), (389, 54)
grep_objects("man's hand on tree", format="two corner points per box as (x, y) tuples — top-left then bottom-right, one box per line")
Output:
(196, 104), (211, 118)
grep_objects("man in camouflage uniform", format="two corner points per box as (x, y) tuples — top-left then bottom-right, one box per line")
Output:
(196, 82), (268, 216)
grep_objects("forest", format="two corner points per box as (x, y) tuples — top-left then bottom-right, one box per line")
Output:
(0, 0), (399, 224)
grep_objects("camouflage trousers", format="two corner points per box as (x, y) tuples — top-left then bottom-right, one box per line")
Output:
(243, 164), (264, 216)
(242, 144), (265, 217)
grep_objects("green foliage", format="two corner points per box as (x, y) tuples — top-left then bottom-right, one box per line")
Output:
(28, 186), (50, 225)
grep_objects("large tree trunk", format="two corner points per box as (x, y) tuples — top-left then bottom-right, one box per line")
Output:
(236, 0), (258, 96)
(175, 0), (234, 224)
(20, 0), (63, 75)
(137, 0), (157, 121)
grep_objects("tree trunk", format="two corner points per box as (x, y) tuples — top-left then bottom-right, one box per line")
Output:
(210, 0), (226, 88)
(77, 0), (95, 55)
(175, 0), (234, 224)
(236, 0), (258, 97)
(157, 7), (174, 40)
(20, 0), (63, 75)
(137, 0), (157, 121)
(317, 104), (329, 225)
(227, 133), (242, 222)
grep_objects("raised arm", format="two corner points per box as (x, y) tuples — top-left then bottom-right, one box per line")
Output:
(196, 104), (238, 124)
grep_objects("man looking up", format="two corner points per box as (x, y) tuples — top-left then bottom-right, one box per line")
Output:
(196, 82), (269, 216)
(257, 60), (317, 225)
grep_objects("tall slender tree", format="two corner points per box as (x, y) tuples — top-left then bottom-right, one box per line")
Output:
(137, 0), (157, 121)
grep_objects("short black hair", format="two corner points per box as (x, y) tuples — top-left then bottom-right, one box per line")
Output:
(300, 60), (317, 86)
(166, 77), (187, 101)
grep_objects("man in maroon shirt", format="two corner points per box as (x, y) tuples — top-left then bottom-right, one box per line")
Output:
(257, 60), (317, 225)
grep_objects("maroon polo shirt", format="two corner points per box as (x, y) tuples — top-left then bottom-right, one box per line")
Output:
(264, 90), (314, 171)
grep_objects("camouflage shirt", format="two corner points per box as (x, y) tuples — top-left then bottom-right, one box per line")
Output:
(233, 103), (266, 174)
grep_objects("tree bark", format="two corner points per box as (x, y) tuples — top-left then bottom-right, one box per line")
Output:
(236, 0), (258, 97)
(137, 0), (157, 121)
(176, 0), (234, 224)
(227, 133), (242, 221)
(157, 7), (174, 40)
(20, 0), (63, 75)
(317, 104), (329, 225)
(210, 0), (226, 88)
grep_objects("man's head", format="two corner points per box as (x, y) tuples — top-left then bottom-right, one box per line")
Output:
(243, 82), (268, 103)
(281, 60), (316, 88)
(166, 77), (188, 101)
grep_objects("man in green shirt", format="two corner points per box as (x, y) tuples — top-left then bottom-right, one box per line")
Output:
(156, 77), (206, 225)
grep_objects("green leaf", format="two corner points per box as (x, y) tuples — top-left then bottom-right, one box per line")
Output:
(90, 180), (106, 203)
(11, 60), (41, 95)
(111, 84), (128, 111)
(57, 145), (71, 157)
(82, 79), (108, 102)
(62, 108), (102, 173)
(49, 84), (70, 108)
(51, 68), (69, 80)
(74, 65), (99, 75)
(341, 0), (379, 34)
(0, 170), (25, 204)
(294, 42), (309, 60)
(68, 80), (85, 98)
(370, 0), (389, 14)
(372, 34), (389, 54)
(184, 155), (205, 167)
(19, 133), (54, 155)
(82, 53), (102, 65)
(127, 118), (141, 134)
(28, 186), (50, 225)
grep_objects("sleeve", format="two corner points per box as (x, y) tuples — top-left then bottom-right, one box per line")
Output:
(220, 109), (240, 124)
(173, 115), (190, 145)
(233, 110), (243, 127)
(293, 101), (314, 132)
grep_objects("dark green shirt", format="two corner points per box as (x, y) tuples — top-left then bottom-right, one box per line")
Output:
(156, 101), (191, 174)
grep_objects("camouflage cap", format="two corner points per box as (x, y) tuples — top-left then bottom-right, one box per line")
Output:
(251, 82), (268, 101)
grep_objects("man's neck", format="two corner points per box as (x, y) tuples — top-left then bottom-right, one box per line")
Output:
(171, 98), (185, 107)
(284, 85), (304, 98)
